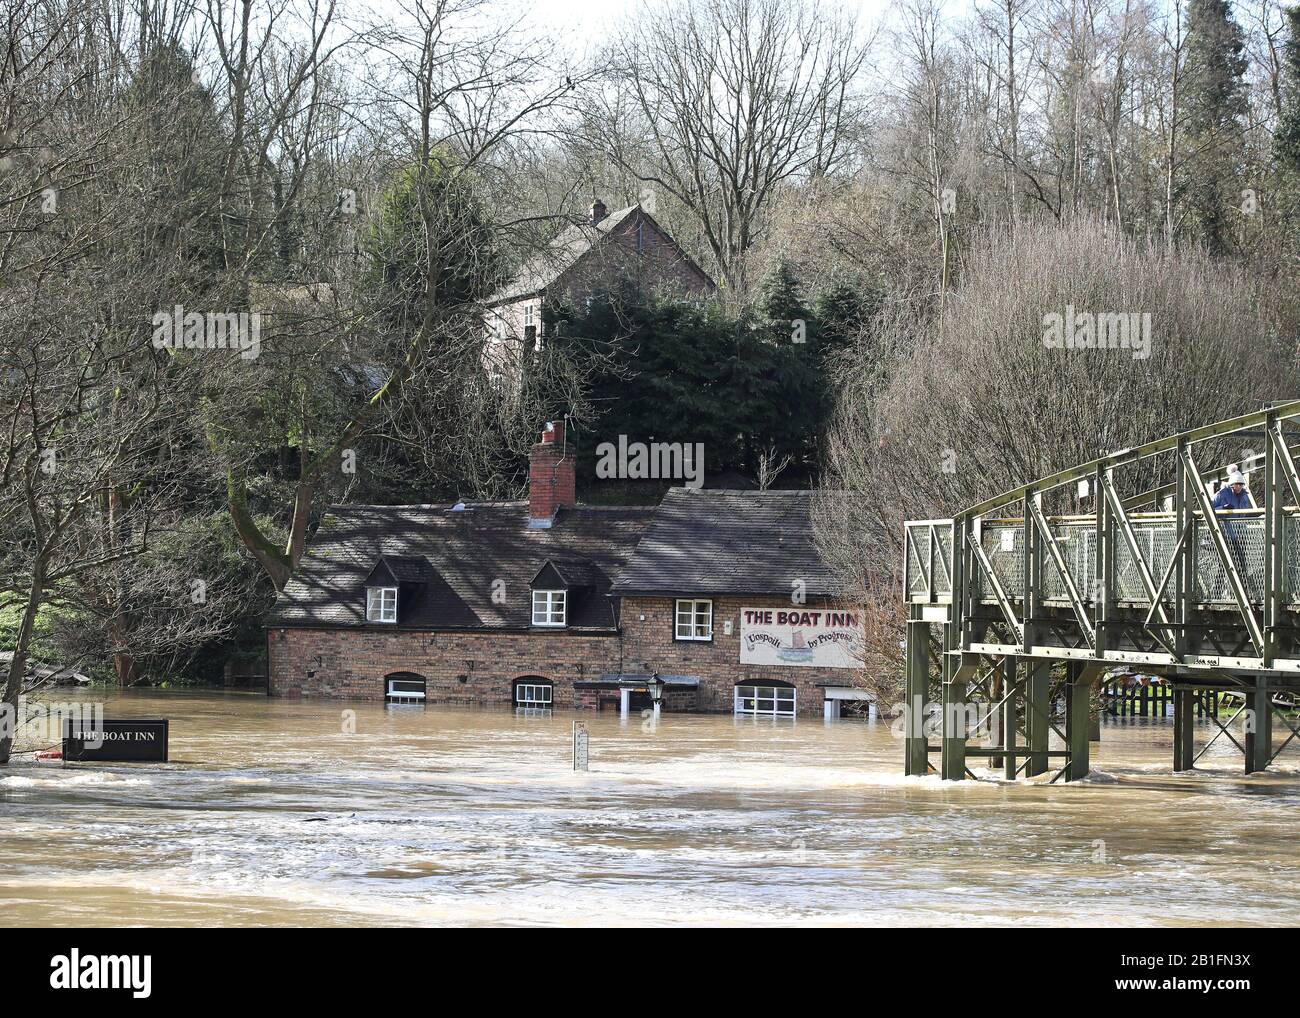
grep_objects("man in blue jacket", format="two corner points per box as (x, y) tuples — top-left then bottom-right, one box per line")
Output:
(1211, 469), (1254, 599)
(1212, 469), (1252, 512)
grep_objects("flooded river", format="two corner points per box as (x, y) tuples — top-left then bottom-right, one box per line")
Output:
(3, 690), (1300, 927)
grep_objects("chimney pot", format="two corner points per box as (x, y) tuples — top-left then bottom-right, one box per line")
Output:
(529, 419), (575, 525)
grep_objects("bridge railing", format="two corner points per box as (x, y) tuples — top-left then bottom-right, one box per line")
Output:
(906, 510), (1300, 607)
(903, 519), (955, 601)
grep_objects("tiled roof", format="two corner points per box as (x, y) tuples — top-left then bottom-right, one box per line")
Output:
(487, 206), (641, 305)
(269, 502), (656, 631)
(612, 489), (841, 597)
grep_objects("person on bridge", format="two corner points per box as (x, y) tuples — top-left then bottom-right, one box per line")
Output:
(1211, 469), (1252, 512)
(1211, 469), (1254, 599)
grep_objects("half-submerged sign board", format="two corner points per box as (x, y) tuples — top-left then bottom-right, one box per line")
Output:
(64, 719), (169, 762)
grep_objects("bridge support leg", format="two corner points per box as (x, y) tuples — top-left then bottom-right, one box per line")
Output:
(991, 656), (1012, 770)
(1002, 662), (1018, 780)
(904, 613), (930, 776)
(941, 665), (972, 785)
(1024, 660), (1050, 777)
(1173, 689), (1194, 772)
(1244, 682), (1272, 775)
(1065, 663), (1101, 782)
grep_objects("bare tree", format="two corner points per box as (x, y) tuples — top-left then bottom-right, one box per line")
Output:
(597, 0), (872, 294)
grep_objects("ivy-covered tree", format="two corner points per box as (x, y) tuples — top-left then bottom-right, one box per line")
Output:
(1275, 5), (1300, 250)
(210, 156), (507, 590)
(1181, 0), (1249, 254)
(366, 154), (506, 336)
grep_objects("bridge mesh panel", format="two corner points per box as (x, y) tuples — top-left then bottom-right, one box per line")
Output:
(981, 525), (1025, 599)
(934, 527), (953, 596)
(1287, 516), (1300, 604)
(1193, 516), (1266, 604)
(906, 529), (928, 597)
(1042, 523), (1095, 602)
(1114, 521), (1178, 602)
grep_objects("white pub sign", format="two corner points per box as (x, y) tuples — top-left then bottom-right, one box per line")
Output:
(739, 608), (863, 669)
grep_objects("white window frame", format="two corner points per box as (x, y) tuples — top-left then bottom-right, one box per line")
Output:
(386, 676), (425, 703)
(522, 303), (542, 351)
(734, 684), (797, 718)
(675, 598), (713, 641)
(367, 585), (398, 623)
(532, 589), (566, 627)
(515, 682), (553, 707)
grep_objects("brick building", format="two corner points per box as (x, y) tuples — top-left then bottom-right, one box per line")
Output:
(482, 200), (716, 382)
(267, 423), (869, 718)
(612, 488), (870, 718)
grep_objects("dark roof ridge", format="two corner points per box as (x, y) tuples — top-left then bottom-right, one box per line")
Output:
(323, 500), (526, 511)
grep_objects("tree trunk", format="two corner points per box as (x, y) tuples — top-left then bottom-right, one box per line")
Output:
(114, 651), (142, 687)
(1, 558), (47, 765)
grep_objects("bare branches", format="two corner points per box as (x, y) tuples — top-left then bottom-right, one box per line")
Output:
(596, 0), (873, 293)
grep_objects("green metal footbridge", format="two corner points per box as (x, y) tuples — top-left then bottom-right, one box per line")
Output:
(902, 400), (1300, 782)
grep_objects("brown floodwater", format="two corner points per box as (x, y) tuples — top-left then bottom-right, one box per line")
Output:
(2, 689), (1299, 927)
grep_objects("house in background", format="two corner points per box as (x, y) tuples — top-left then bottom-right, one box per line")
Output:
(483, 200), (716, 380)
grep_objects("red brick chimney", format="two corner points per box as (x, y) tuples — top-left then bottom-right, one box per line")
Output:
(529, 420), (575, 526)
(590, 199), (608, 225)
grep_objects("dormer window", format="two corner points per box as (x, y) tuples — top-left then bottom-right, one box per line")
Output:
(532, 589), (566, 627)
(367, 586), (398, 623)
(530, 559), (598, 629)
(362, 555), (430, 625)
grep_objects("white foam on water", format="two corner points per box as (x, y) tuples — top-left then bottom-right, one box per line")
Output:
(0, 769), (152, 789)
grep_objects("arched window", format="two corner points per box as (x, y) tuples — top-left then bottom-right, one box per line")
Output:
(513, 676), (553, 710)
(385, 671), (426, 705)
(734, 679), (796, 717)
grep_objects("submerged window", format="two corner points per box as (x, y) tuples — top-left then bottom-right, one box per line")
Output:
(367, 586), (398, 623)
(734, 684), (796, 718)
(532, 589), (566, 627)
(385, 674), (426, 704)
(515, 682), (553, 707)
(675, 599), (713, 641)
